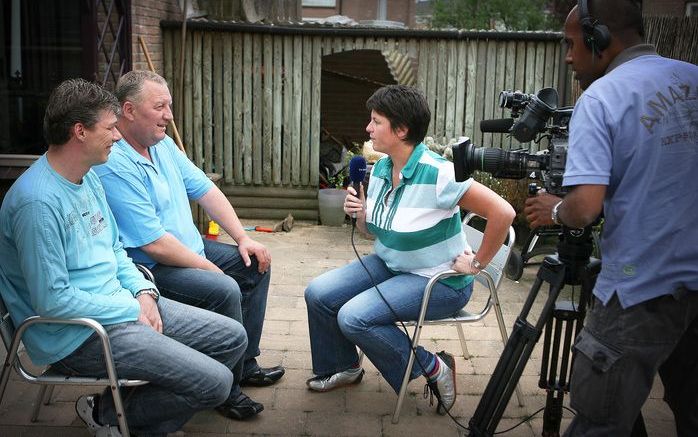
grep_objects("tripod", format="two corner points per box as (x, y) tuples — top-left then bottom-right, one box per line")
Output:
(468, 225), (601, 437)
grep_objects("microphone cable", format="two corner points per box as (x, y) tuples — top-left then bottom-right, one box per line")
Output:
(349, 222), (565, 433)
(349, 222), (472, 431)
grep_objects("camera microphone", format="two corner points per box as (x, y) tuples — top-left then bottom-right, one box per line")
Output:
(480, 118), (514, 133)
(348, 156), (367, 225)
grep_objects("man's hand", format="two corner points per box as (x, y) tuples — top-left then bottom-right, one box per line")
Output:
(137, 294), (163, 333)
(237, 236), (271, 273)
(524, 192), (563, 229)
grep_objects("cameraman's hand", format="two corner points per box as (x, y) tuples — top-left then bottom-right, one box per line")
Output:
(344, 186), (366, 220)
(524, 192), (562, 228)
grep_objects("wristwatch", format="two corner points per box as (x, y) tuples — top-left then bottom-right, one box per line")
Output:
(551, 200), (563, 225)
(135, 288), (160, 302)
(471, 258), (485, 272)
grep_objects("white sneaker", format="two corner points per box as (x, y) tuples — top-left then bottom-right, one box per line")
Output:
(428, 351), (457, 415)
(76, 394), (122, 437)
(306, 367), (364, 392)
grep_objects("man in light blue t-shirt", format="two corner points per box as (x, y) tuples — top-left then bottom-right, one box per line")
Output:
(94, 71), (283, 420)
(0, 79), (248, 436)
(524, 1), (698, 435)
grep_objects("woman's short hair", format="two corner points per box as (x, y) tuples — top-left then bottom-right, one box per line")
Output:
(366, 85), (431, 146)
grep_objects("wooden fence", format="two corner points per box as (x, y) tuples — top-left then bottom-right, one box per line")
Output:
(162, 22), (565, 219)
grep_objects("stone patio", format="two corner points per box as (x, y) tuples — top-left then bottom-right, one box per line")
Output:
(0, 220), (677, 436)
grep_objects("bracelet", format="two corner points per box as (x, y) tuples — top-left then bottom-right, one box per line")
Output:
(551, 200), (563, 225)
(135, 288), (160, 302)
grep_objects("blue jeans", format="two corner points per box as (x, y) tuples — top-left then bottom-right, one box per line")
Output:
(54, 297), (247, 437)
(305, 254), (472, 393)
(151, 238), (270, 388)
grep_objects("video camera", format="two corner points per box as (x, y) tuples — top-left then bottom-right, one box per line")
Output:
(452, 87), (572, 196)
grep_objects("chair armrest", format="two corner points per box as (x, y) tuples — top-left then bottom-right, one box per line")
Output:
(135, 264), (155, 283)
(9, 316), (115, 383)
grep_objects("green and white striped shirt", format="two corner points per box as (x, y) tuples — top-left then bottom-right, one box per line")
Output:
(366, 143), (474, 289)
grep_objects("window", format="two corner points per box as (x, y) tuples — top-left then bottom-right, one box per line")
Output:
(302, 0), (336, 7)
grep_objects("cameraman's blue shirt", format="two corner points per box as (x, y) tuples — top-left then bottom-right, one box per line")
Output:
(563, 45), (698, 308)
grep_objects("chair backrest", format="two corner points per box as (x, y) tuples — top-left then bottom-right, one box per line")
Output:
(0, 293), (16, 351)
(462, 212), (515, 291)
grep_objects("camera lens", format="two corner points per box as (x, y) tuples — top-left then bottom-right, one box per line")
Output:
(452, 139), (529, 181)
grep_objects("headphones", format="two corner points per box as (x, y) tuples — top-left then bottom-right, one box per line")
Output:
(578, 0), (611, 55)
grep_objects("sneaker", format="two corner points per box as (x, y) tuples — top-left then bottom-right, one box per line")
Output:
(306, 367), (364, 392)
(76, 394), (122, 436)
(216, 392), (264, 420)
(427, 351), (457, 415)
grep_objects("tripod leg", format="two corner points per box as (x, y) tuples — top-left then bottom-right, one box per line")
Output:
(469, 257), (566, 437)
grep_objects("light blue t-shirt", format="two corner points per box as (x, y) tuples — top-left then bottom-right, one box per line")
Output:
(366, 143), (474, 289)
(94, 136), (214, 267)
(0, 155), (152, 365)
(563, 45), (698, 308)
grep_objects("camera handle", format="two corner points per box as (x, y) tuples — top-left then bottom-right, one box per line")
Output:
(468, 227), (600, 437)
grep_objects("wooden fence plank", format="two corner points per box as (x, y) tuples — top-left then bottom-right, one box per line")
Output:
(263, 34), (273, 184)
(282, 35), (293, 185)
(203, 32), (213, 173)
(232, 33), (243, 183)
(242, 33), (253, 184)
(472, 39), (488, 148)
(310, 37), (322, 188)
(213, 33), (224, 177)
(444, 40), (457, 141)
(464, 40), (477, 143)
(192, 31), (203, 168)
(252, 33), (263, 184)
(300, 36), (312, 185)
(454, 40), (467, 138)
(273, 36), (283, 185)
(183, 32), (193, 161)
(434, 40), (448, 141)
(482, 39), (497, 147)
(223, 33), (233, 183)
(292, 35), (302, 185)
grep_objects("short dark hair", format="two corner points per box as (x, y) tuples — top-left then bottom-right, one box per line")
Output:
(115, 70), (168, 104)
(43, 79), (120, 146)
(366, 85), (431, 146)
(590, 0), (644, 37)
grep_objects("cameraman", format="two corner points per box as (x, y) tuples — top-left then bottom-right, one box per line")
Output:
(524, 1), (698, 436)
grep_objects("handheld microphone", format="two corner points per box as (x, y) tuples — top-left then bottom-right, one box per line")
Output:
(480, 118), (514, 133)
(348, 156), (367, 225)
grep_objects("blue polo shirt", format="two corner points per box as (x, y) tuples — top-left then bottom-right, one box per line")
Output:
(563, 45), (698, 308)
(366, 143), (474, 289)
(94, 136), (213, 267)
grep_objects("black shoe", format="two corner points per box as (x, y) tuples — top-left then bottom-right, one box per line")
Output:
(216, 393), (264, 420)
(240, 365), (286, 387)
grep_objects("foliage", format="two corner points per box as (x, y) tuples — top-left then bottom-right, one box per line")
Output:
(429, 0), (572, 31)
(325, 150), (355, 189)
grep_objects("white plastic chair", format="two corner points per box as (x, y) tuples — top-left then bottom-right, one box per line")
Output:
(0, 264), (154, 437)
(390, 212), (524, 423)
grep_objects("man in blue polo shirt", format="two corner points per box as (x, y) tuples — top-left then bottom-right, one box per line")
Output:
(524, 1), (698, 435)
(94, 70), (284, 421)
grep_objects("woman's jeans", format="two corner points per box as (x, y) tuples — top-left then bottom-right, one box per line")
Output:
(54, 297), (247, 437)
(305, 254), (472, 393)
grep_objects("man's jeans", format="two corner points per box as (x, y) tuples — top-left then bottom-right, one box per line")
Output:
(564, 290), (698, 437)
(54, 298), (247, 436)
(305, 254), (473, 393)
(151, 238), (270, 388)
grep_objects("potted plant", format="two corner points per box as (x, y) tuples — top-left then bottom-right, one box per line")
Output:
(318, 171), (348, 226)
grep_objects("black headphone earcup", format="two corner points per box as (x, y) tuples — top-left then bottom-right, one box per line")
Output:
(592, 23), (611, 51)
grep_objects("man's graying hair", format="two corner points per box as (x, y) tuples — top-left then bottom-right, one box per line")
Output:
(43, 78), (120, 146)
(115, 70), (168, 104)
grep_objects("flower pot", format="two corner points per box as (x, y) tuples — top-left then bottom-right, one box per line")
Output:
(318, 188), (347, 226)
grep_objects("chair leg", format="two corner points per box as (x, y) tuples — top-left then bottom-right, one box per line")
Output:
(30, 385), (49, 422)
(456, 325), (471, 360)
(392, 347), (416, 424)
(43, 384), (55, 405)
(0, 359), (13, 410)
(357, 349), (365, 367)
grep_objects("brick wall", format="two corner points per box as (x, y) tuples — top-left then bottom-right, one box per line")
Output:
(131, 0), (183, 73)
